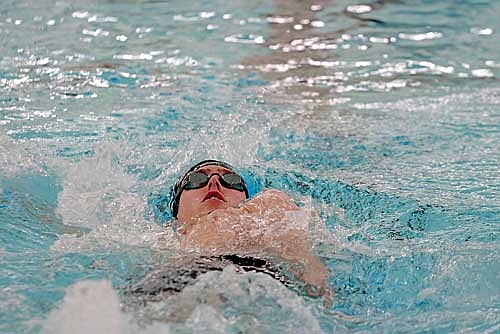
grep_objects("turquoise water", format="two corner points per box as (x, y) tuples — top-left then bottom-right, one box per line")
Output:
(1, 0), (499, 332)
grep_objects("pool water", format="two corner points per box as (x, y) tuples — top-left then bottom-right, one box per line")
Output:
(1, 0), (499, 332)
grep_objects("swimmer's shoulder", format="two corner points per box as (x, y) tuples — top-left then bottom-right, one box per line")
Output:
(242, 189), (298, 212)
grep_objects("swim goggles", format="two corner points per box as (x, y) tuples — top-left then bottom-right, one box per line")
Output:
(170, 159), (250, 218)
(181, 172), (246, 192)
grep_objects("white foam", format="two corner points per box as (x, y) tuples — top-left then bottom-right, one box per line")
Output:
(0, 133), (43, 176)
(128, 266), (322, 332)
(45, 268), (322, 333)
(52, 141), (181, 253)
(181, 111), (266, 167)
(56, 142), (140, 229)
(50, 221), (178, 254)
(42, 280), (172, 334)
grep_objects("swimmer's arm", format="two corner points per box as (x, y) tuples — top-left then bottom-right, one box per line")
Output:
(179, 189), (331, 297)
(262, 226), (330, 296)
(239, 189), (299, 215)
(241, 190), (331, 295)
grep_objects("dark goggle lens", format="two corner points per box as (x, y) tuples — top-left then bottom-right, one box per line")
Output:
(184, 172), (208, 189)
(220, 173), (245, 190)
(183, 172), (245, 191)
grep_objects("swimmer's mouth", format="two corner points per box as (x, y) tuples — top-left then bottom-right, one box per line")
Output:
(203, 191), (225, 202)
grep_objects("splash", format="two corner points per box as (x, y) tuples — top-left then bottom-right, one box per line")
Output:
(42, 280), (172, 334)
(52, 141), (179, 253)
(123, 266), (322, 332)
(0, 133), (43, 176)
(43, 269), (323, 334)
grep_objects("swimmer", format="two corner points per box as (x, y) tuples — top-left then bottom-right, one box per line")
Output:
(169, 159), (331, 298)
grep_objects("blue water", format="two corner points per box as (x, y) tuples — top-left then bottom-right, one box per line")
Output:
(1, 0), (499, 332)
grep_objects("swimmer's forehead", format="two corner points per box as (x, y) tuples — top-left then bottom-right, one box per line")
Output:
(194, 165), (234, 175)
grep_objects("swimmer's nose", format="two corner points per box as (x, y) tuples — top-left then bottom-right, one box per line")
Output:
(207, 174), (222, 191)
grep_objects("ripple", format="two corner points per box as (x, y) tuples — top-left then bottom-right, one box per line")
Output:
(72, 11), (90, 19)
(471, 68), (494, 78)
(113, 53), (153, 61)
(88, 76), (110, 88)
(1, 75), (31, 88)
(346, 5), (373, 14)
(305, 58), (338, 68)
(173, 11), (215, 22)
(398, 32), (443, 41)
(26, 56), (50, 66)
(87, 15), (118, 23)
(82, 28), (110, 37)
(310, 20), (325, 28)
(266, 16), (294, 24)
(154, 56), (198, 66)
(470, 27), (494, 35)
(485, 60), (500, 68)
(115, 35), (128, 42)
(224, 34), (265, 44)
(369, 36), (394, 44)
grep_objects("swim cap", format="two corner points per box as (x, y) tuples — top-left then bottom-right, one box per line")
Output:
(169, 159), (249, 218)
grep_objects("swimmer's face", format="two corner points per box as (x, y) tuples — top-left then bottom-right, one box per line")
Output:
(177, 165), (247, 222)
